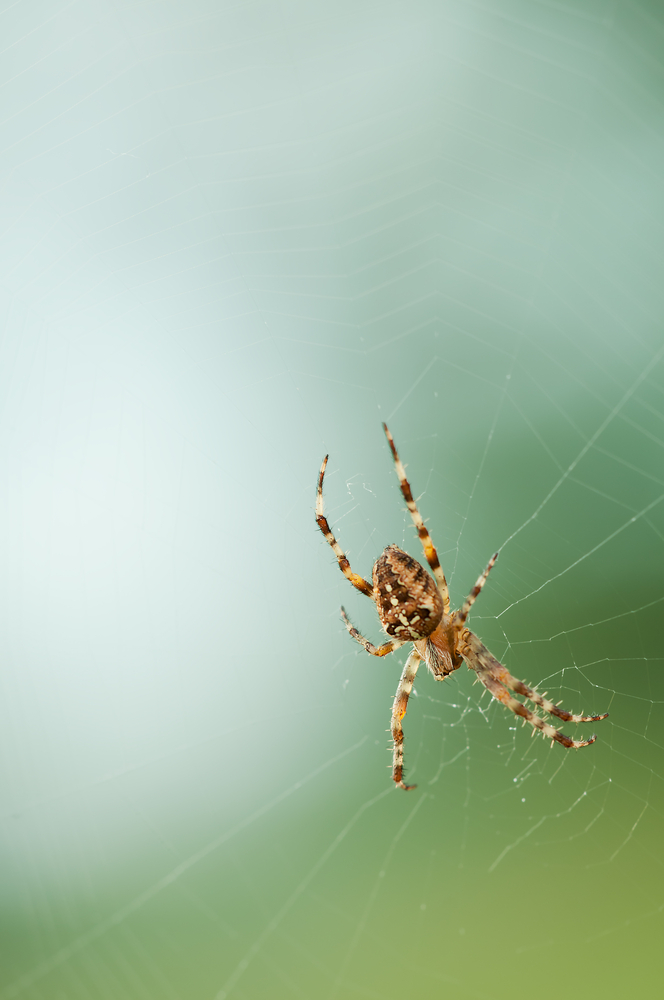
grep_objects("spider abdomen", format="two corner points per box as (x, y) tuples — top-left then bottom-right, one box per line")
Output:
(373, 544), (444, 641)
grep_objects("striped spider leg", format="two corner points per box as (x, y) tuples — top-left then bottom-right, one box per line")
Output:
(382, 423), (450, 613)
(391, 649), (423, 789)
(316, 426), (609, 790)
(316, 456), (374, 599)
(458, 629), (609, 748)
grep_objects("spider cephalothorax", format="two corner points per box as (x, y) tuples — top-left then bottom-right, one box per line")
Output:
(316, 424), (608, 790)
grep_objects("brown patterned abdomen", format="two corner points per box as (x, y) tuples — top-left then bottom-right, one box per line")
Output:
(373, 544), (443, 641)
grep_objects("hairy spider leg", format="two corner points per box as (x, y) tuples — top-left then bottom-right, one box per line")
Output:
(506, 675), (610, 724)
(462, 632), (609, 726)
(316, 456), (374, 599)
(382, 424), (450, 614)
(460, 633), (600, 749)
(391, 649), (422, 789)
(456, 552), (499, 628)
(340, 607), (406, 656)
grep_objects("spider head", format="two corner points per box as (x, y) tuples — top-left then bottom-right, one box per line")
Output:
(373, 544), (444, 642)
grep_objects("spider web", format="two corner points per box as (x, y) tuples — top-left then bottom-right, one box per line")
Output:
(2, 1), (664, 998)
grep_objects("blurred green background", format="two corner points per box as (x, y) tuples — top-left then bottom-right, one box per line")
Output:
(1, 1), (663, 998)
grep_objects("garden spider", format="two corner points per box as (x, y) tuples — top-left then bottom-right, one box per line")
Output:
(316, 424), (608, 790)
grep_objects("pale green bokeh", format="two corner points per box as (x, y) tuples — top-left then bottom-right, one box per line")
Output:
(1, 2), (663, 999)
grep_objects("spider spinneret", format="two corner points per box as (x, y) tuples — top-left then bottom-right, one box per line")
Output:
(316, 424), (609, 790)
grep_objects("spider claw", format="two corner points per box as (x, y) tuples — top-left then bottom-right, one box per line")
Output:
(396, 781), (417, 791)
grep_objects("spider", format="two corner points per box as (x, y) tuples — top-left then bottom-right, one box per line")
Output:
(316, 424), (608, 790)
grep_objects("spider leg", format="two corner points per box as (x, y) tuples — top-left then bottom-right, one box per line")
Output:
(460, 632), (602, 748)
(391, 649), (422, 790)
(456, 552), (498, 628)
(316, 456), (374, 599)
(382, 424), (450, 614)
(491, 664), (608, 724)
(340, 607), (406, 656)
(462, 631), (608, 724)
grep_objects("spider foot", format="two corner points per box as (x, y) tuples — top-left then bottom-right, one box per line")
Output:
(395, 780), (417, 791)
(554, 731), (598, 749)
